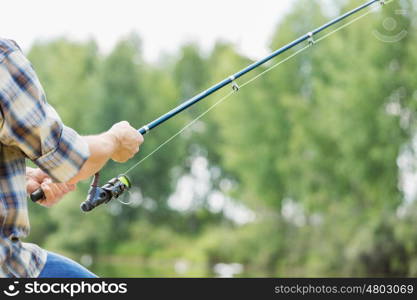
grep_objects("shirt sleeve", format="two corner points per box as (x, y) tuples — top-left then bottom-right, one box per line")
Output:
(0, 47), (90, 182)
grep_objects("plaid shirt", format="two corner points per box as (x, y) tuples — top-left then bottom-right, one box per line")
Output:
(0, 39), (90, 277)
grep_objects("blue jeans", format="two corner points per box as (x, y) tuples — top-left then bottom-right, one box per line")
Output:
(38, 251), (97, 278)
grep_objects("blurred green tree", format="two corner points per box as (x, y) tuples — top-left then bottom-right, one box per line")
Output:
(24, 0), (417, 277)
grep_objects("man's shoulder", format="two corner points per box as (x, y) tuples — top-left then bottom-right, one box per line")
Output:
(0, 39), (21, 62)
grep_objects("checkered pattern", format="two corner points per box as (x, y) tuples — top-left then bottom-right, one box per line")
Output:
(0, 39), (90, 277)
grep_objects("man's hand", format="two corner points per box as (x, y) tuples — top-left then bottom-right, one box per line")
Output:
(108, 121), (143, 163)
(26, 167), (76, 207)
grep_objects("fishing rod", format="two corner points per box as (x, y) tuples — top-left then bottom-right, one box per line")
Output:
(30, 0), (388, 211)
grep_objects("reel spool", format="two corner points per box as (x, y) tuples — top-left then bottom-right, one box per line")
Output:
(80, 174), (131, 212)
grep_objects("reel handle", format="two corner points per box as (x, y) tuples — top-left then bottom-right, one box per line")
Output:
(30, 188), (45, 202)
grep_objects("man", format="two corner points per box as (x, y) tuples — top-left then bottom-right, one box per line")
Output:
(0, 38), (144, 278)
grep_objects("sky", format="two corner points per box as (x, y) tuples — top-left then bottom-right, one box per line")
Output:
(1, 0), (294, 62)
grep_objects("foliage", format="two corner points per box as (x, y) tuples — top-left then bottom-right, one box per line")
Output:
(25, 0), (417, 277)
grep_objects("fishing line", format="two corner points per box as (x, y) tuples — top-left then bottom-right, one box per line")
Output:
(123, 0), (391, 175)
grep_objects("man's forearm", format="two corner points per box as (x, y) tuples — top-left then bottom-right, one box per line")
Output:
(66, 121), (142, 184)
(67, 132), (117, 184)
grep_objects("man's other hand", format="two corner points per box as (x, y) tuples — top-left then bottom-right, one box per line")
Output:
(26, 167), (76, 207)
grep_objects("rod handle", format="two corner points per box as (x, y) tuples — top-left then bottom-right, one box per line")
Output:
(30, 188), (45, 202)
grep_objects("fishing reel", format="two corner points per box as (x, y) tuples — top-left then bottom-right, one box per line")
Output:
(80, 173), (131, 212)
